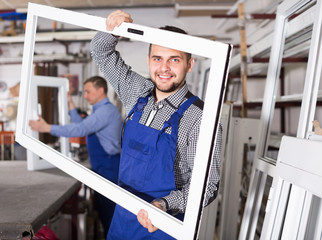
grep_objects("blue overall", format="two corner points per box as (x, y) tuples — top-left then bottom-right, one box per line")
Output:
(87, 119), (120, 237)
(107, 95), (198, 240)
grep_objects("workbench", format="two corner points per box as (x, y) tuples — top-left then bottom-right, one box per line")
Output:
(0, 161), (81, 239)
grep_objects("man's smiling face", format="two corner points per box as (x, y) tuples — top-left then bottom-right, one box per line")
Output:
(147, 44), (194, 98)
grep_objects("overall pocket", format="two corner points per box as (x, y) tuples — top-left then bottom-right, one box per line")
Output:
(119, 139), (154, 190)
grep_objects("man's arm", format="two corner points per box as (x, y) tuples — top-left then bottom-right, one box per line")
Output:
(137, 201), (162, 233)
(28, 91), (83, 133)
(68, 91), (75, 110)
(137, 123), (222, 233)
(90, 13), (154, 113)
(29, 116), (51, 133)
(29, 104), (113, 138)
(67, 92), (84, 123)
(163, 122), (222, 213)
(105, 10), (133, 31)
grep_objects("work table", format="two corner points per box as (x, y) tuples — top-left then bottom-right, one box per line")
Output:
(0, 161), (81, 239)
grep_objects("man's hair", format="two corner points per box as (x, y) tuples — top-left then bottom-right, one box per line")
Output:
(149, 26), (192, 61)
(84, 76), (108, 94)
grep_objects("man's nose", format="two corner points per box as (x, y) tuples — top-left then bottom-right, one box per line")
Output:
(160, 61), (171, 71)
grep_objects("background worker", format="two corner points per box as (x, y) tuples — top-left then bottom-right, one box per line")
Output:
(29, 76), (122, 237)
(90, 10), (222, 239)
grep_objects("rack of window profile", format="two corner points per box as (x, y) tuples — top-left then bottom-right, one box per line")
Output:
(226, 0), (315, 120)
(236, 0), (322, 239)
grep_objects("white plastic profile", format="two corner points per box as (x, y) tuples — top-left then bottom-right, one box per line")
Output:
(238, 0), (321, 239)
(15, 3), (232, 239)
(27, 75), (69, 171)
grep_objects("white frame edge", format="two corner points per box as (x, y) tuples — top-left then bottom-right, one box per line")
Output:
(16, 3), (232, 239)
(261, 136), (322, 239)
(27, 75), (70, 170)
(238, 0), (316, 239)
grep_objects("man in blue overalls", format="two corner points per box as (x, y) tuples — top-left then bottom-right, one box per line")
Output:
(91, 10), (222, 239)
(29, 76), (122, 237)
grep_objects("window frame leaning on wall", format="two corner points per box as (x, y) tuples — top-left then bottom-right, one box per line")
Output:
(27, 75), (70, 171)
(15, 3), (232, 239)
(238, 0), (322, 239)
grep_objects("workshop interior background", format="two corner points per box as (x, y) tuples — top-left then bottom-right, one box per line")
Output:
(0, 0), (322, 239)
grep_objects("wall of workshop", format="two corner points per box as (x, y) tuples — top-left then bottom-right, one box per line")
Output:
(0, 6), (238, 130)
(1, 1), (320, 138)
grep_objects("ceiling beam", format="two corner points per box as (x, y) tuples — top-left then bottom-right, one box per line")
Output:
(174, 3), (234, 17)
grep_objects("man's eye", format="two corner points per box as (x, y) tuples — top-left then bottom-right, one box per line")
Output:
(172, 58), (179, 63)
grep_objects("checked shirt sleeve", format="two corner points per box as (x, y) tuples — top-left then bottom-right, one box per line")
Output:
(163, 121), (222, 213)
(90, 32), (154, 113)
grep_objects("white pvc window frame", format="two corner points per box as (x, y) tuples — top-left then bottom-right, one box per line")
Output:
(219, 117), (260, 240)
(27, 75), (70, 170)
(261, 136), (322, 239)
(197, 58), (211, 101)
(256, 0), (315, 165)
(239, 0), (322, 239)
(16, 3), (232, 239)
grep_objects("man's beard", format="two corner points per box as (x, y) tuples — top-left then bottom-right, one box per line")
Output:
(154, 80), (185, 93)
(152, 73), (187, 93)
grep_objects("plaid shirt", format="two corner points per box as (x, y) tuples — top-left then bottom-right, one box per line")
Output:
(90, 32), (222, 213)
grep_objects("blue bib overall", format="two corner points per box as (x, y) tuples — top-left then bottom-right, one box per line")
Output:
(87, 133), (119, 183)
(107, 95), (198, 240)
(87, 102), (120, 237)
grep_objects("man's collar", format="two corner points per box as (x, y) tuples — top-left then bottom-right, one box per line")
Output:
(93, 98), (109, 110)
(154, 83), (189, 109)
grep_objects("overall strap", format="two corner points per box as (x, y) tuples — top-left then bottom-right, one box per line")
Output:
(121, 95), (150, 147)
(162, 95), (199, 133)
(177, 95), (199, 116)
(131, 95), (150, 122)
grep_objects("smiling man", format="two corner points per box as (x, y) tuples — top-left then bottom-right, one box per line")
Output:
(148, 43), (194, 100)
(90, 10), (222, 240)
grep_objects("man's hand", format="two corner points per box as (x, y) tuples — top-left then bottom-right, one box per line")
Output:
(29, 116), (51, 133)
(106, 10), (133, 31)
(67, 91), (75, 110)
(137, 201), (165, 233)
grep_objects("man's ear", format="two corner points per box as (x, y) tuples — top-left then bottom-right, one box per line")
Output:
(187, 57), (195, 73)
(99, 87), (105, 96)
